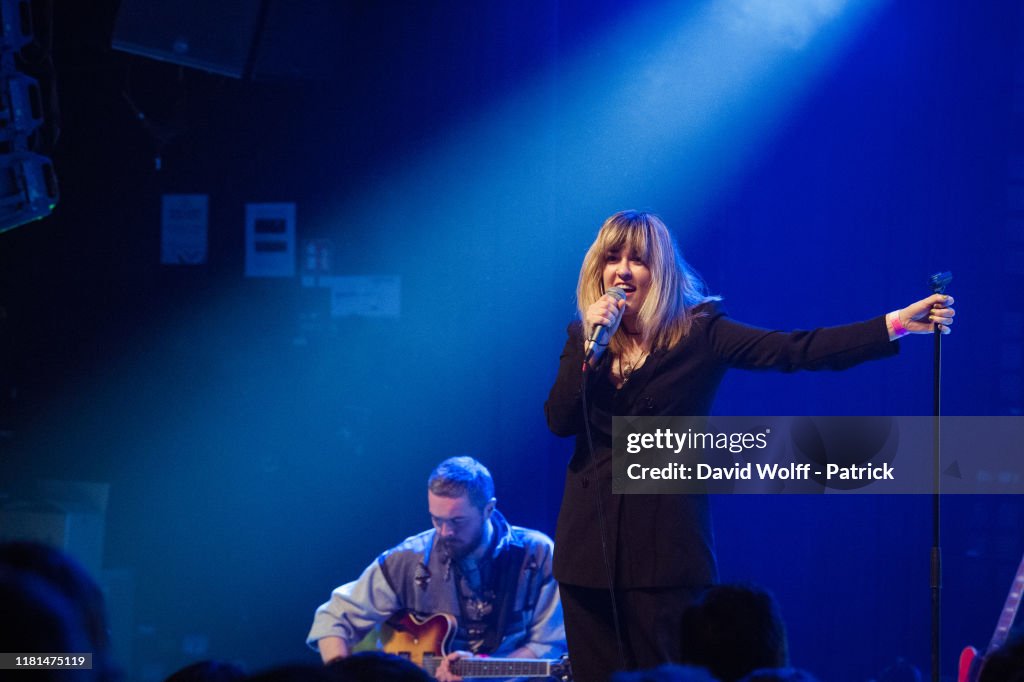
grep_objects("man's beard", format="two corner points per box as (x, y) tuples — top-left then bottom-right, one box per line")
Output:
(443, 525), (486, 560)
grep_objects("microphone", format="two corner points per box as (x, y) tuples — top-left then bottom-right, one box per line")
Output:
(928, 271), (952, 294)
(584, 286), (627, 364)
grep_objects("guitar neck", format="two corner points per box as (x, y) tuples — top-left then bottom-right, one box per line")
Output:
(424, 656), (555, 678)
(987, 552), (1024, 654)
(456, 658), (554, 677)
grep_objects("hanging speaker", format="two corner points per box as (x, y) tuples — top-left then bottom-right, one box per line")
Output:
(111, 0), (344, 81)
(112, 0), (264, 79)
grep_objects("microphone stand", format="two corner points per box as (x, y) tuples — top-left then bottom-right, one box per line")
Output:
(928, 271), (952, 682)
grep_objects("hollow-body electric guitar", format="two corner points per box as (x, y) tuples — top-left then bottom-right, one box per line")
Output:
(380, 611), (571, 680)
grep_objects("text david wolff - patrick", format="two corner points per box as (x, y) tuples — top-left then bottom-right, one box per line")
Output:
(625, 462), (895, 481)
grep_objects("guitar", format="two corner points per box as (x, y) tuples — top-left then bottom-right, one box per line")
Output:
(958, 550), (1024, 682)
(380, 611), (572, 680)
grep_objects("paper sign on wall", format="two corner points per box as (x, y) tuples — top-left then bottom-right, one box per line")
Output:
(161, 194), (208, 265)
(245, 202), (295, 277)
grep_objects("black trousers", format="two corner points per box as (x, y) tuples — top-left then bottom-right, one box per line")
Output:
(558, 583), (702, 682)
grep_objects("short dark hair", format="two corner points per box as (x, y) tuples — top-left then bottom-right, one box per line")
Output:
(740, 668), (820, 682)
(427, 456), (495, 511)
(612, 664), (718, 682)
(163, 660), (247, 682)
(679, 583), (789, 682)
(0, 541), (109, 650)
(329, 651), (433, 682)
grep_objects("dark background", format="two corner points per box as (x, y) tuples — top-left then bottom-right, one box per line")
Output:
(1, 1), (1021, 681)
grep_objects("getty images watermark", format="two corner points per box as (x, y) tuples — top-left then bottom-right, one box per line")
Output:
(611, 416), (1024, 494)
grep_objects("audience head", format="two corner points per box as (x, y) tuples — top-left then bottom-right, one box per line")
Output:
(0, 540), (118, 681)
(0, 540), (110, 650)
(679, 583), (789, 682)
(327, 651), (433, 682)
(739, 668), (820, 682)
(245, 664), (337, 682)
(163, 660), (246, 682)
(0, 566), (99, 681)
(877, 657), (922, 682)
(613, 663), (720, 682)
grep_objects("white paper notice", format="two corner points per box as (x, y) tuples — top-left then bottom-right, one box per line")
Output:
(161, 194), (208, 265)
(245, 203), (296, 277)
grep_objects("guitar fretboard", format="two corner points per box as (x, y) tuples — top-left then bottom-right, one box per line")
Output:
(455, 658), (551, 676)
(988, 554), (1024, 654)
(424, 656), (553, 677)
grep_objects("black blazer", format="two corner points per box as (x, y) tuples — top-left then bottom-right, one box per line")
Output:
(544, 303), (898, 588)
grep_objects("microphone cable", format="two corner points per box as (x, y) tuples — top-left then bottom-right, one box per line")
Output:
(580, 356), (628, 673)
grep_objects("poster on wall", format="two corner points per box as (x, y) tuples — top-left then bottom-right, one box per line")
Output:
(160, 194), (208, 265)
(245, 202), (296, 277)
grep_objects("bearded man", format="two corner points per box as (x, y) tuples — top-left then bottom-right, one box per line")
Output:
(307, 456), (565, 681)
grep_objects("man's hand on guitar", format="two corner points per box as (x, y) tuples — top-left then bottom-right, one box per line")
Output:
(434, 650), (470, 682)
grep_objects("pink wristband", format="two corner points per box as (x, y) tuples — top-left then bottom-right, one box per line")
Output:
(890, 311), (909, 338)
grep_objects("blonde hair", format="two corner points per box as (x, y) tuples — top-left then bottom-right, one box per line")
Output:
(577, 210), (717, 355)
